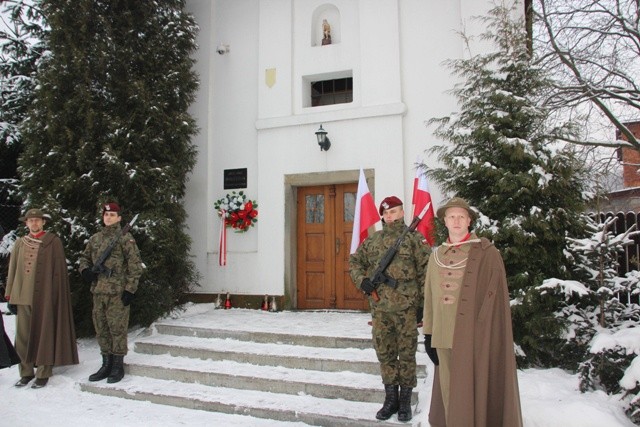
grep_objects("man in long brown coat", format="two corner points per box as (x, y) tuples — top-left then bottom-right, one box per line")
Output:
(423, 197), (522, 426)
(5, 208), (79, 388)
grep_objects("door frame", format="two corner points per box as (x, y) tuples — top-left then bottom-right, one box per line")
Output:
(284, 169), (376, 309)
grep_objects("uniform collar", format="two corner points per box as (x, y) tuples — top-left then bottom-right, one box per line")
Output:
(382, 219), (406, 232)
(103, 223), (122, 235)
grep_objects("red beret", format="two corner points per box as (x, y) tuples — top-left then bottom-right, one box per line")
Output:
(102, 202), (121, 214)
(379, 196), (403, 215)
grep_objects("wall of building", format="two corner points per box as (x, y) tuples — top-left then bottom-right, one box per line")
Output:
(620, 122), (640, 188)
(184, 0), (524, 302)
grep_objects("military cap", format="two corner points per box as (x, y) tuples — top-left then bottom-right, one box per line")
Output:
(102, 202), (121, 214)
(436, 197), (477, 222)
(379, 196), (403, 215)
(19, 208), (50, 221)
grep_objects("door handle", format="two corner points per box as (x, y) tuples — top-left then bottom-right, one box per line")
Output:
(336, 237), (341, 254)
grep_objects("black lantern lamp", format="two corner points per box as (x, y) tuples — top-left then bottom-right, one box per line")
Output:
(315, 124), (331, 151)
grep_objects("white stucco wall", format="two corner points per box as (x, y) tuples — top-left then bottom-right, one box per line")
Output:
(184, 0), (524, 299)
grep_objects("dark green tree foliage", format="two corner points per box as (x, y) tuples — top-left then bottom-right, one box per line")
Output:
(18, 0), (200, 335)
(424, 4), (588, 366)
(0, 1), (47, 228)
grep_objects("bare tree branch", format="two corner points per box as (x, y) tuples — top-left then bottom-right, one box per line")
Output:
(535, 0), (640, 151)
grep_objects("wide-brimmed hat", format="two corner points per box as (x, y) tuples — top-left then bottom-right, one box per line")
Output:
(379, 196), (403, 215)
(436, 197), (477, 222)
(19, 208), (50, 221)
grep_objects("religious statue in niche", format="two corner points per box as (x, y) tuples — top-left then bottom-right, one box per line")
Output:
(322, 19), (332, 45)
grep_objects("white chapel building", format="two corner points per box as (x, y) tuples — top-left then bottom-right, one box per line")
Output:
(182, 0), (525, 309)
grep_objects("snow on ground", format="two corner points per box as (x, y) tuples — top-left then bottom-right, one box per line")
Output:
(1, 303), (635, 426)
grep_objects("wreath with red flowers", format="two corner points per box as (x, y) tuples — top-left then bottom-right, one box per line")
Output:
(214, 191), (258, 232)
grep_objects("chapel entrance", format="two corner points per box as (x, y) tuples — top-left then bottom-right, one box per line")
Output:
(296, 183), (370, 310)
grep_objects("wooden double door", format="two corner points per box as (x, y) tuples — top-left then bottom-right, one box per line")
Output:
(296, 183), (369, 310)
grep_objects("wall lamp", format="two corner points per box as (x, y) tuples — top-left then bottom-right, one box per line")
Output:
(315, 124), (331, 151)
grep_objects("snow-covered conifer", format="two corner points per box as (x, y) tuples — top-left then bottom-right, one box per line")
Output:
(424, 3), (588, 366)
(17, 0), (200, 334)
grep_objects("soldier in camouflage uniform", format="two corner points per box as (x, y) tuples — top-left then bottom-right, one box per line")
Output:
(79, 202), (143, 383)
(350, 196), (430, 422)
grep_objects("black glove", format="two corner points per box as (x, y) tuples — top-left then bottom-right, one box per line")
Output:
(121, 290), (135, 307)
(424, 334), (439, 366)
(81, 268), (97, 284)
(360, 278), (376, 295)
(416, 306), (424, 326)
(7, 303), (17, 315)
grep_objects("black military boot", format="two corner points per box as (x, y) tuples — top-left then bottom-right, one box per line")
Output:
(397, 386), (413, 422)
(89, 353), (113, 382)
(107, 355), (125, 383)
(375, 384), (399, 420)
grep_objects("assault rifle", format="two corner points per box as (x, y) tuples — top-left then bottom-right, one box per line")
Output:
(91, 214), (139, 278)
(368, 203), (430, 302)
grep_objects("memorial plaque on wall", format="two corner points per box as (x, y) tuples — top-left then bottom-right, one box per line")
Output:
(223, 168), (248, 189)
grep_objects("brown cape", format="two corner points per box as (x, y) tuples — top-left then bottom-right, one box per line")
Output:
(26, 233), (79, 366)
(429, 238), (523, 427)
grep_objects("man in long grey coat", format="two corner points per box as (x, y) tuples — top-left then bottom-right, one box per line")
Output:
(423, 197), (522, 427)
(5, 208), (79, 388)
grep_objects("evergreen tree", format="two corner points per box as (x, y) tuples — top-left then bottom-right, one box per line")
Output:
(539, 215), (640, 420)
(424, 4), (589, 366)
(18, 0), (200, 335)
(0, 0), (47, 230)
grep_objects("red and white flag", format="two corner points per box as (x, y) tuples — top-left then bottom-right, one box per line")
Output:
(350, 168), (380, 254)
(412, 166), (436, 246)
(218, 210), (227, 266)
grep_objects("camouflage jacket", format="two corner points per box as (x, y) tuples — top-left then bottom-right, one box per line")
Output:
(349, 219), (430, 312)
(78, 223), (143, 295)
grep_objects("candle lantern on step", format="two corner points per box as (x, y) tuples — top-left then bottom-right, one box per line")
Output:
(269, 295), (277, 312)
(261, 294), (269, 311)
(224, 292), (232, 309)
(214, 293), (222, 309)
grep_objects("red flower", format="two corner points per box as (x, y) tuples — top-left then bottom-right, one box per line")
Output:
(214, 191), (258, 233)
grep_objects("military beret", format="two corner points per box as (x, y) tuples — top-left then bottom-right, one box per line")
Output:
(103, 202), (121, 214)
(379, 196), (403, 215)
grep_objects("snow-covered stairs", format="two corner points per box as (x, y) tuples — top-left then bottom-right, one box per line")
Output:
(79, 310), (430, 426)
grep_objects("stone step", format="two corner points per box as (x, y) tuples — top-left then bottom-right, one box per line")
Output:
(134, 334), (391, 375)
(79, 310), (429, 425)
(144, 325), (429, 376)
(80, 375), (410, 426)
(153, 322), (373, 349)
(124, 351), (419, 404)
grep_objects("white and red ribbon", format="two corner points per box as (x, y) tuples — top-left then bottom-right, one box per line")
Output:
(218, 210), (227, 266)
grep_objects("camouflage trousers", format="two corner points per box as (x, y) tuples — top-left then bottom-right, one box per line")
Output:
(372, 308), (418, 387)
(92, 293), (130, 356)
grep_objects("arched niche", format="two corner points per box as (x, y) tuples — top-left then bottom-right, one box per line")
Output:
(311, 4), (341, 46)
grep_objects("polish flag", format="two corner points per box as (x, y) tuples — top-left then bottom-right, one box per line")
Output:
(350, 168), (380, 254)
(412, 167), (436, 246)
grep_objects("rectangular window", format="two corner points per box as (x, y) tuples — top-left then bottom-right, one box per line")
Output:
(311, 77), (353, 107)
(305, 194), (325, 224)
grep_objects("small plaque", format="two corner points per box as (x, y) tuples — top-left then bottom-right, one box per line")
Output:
(224, 168), (247, 190)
